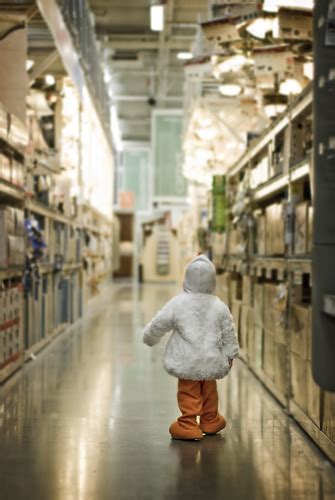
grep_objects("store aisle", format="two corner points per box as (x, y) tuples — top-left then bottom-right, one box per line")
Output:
(0, 282), (334, 500)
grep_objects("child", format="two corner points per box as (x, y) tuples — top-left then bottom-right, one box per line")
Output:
(143, 254), (239, 440)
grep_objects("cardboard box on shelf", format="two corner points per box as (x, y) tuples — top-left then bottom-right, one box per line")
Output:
(265, 203), (285, 255)
(242, 275), (253, 307)
(306, 361), (321, 427)
(290, 303), (311, 361)
(291, 351), (308, 412)
(263, 333), (275, 381)
(264, 284), (286, 344)
(8, 236), (24, 266)
(323, 391), (335, 443)
(275, 341), (288, 393)
(212, 232), (226, 261)
(294, 202), (309, 255)
(0, 154), (11, 182)
(247, 308), (255, 360)
(14, 209), (24, 236)
(253, 324), (263, 370)
(221, 272), (231, 306)
(254, 213), (266, 255)
(254, 283), (264, 328)
(230, 278), (242, 303)
(240, 305), (249, 352)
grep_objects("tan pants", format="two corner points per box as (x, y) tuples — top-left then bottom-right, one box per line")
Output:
(169, 379), (226, 440)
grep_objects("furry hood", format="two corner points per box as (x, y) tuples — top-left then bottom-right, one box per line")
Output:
(183, 255), (216, 294)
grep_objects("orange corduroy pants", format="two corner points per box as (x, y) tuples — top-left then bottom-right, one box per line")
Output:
(169, 379), (226, 440)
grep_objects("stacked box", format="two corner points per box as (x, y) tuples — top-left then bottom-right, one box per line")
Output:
(247, 308), (255, 362)
(242, 275), (253, 307)
(264, 284), (286, 344)
(254, 213), (266, 255)
(253, 283), (264, 370)
(265, 203), (285, 255)
(0, 285), (22, 367)
(263, 334), (275, 380)
(216, 273), (225, 302)
(240, 305), (249, 352)
(294, 202), (309, 255)
(0, 154), (11, 182)
(323, 392), (335, 443)
(212, 232), (226, 268)
(0, 207), (25, 267)
(290, 303), (321, 426)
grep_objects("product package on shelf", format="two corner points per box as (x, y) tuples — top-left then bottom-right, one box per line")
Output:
(0, 207), (25, 268)
(294, 201), (311, 255)
(252, 283), (264, 370)
(0, 154), (11, 182)
(254, 211), (266, 255)
(290, 303), (321, 427)
(265, 203), (285, 255)
(323, 392), (335, 443)
(0, 283), (23, 370)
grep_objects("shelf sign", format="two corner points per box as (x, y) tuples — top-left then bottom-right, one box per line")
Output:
(152, 110), (187, 199)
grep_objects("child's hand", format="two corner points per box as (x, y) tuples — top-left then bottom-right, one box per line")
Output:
(229, 357), (233, 369)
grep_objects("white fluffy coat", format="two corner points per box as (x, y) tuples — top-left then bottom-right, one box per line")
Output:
(143, 255), (239, 380)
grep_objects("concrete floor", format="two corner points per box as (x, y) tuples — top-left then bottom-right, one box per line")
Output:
(0, 282), (335, 500)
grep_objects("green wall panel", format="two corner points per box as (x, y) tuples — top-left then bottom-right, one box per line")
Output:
(153, 112), (187, 198)
(123, 148), (150, 212)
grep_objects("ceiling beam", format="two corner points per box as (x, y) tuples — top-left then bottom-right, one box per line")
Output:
(103, 39), (191, 51)
(113, 95), (183, 102)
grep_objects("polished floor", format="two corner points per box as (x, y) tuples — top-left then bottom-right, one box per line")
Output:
(0, 282), (335, 500)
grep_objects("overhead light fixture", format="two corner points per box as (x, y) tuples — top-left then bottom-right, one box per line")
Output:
(26, 59), (34, 71)
(111, 104), (123, 152)
(196, 126), (219, 141)
(150, 4), (164, 32)
(264, 103), (287, 118)
(219, 84), (242, 97)
(214, 55), (252, 76)
(303, 61), (313, 80)
(177, 52), (193, 61)
(246, 18), (275, 39)
(45, 74), (55, 86)
(279, 78), (302, 95)
(104, 71), (111, 84)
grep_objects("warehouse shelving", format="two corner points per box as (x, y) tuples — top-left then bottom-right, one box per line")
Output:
(212, 82), (335, 462)
(0, 120), (113, 386)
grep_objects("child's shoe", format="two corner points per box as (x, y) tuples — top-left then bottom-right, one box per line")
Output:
(169, 420), (203, 441)
(200, 414), (226, 435)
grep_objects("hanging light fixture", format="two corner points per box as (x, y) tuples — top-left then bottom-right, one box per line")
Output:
(150, 3), (164, 31)
(45, 74), (55, 86)
(219, 83), (242, 97)
(177, 52), (193, 61)
(279, 78), (302, 95)
(246, 18), (276, 39)
(26, 59), (34, 71)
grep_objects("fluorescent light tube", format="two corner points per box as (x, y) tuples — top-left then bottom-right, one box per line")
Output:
(150, 4), (164, 31)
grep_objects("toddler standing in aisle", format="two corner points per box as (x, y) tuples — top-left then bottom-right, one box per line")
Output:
(143, 254), (239, 440)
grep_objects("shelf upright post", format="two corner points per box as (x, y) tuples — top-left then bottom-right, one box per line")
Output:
(312, 0), (335, 391)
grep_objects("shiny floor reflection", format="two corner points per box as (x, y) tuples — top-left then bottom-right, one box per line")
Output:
(0, 282), (334, 499)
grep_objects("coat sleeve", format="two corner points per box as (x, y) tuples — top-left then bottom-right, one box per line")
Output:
(142, 298), (175, 346)
(219, 303), (239, 359)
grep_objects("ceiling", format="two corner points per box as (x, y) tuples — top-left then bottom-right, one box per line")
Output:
(89, 0), (209, 143)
